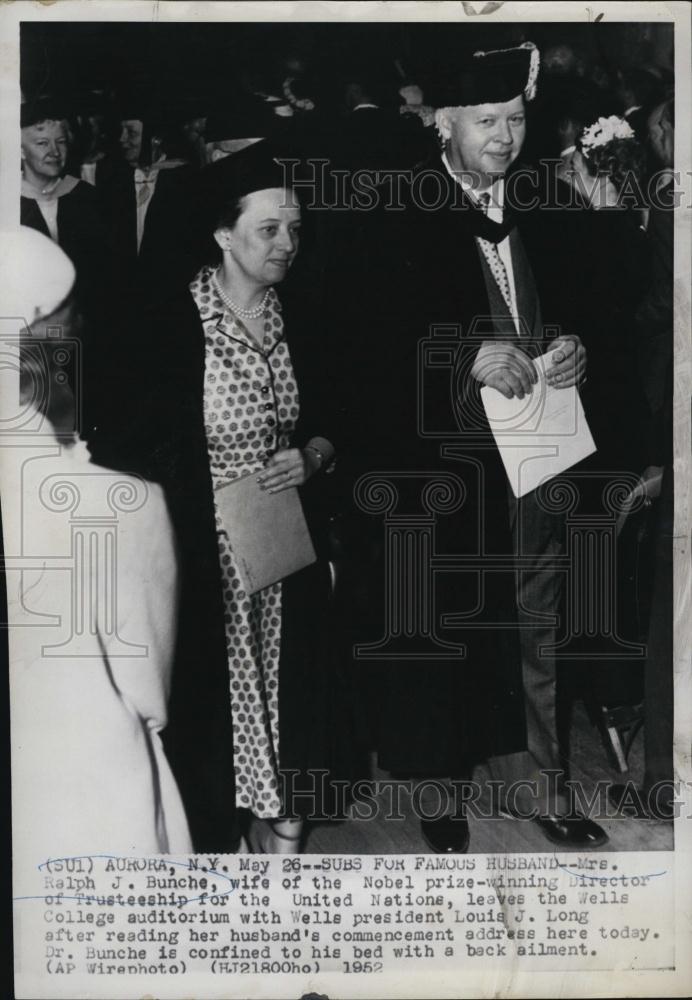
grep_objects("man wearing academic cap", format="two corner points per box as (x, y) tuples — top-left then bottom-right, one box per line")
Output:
(326, 41), (607, 851)
(429, 40), (608, 849)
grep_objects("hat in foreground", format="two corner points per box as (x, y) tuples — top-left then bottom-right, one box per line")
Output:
(1, 226), (75, 324)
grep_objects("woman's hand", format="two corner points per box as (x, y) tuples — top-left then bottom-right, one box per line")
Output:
(257, 437), (334, 493)
(545, 336), (587, 389)
(256, 448), (312, 494)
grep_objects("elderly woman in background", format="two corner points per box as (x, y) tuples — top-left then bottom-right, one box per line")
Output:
(20, 97), (104, 254)
(20, 95), (111, 433)
(90, 143), (343, 854)
(20, 97), (108, 304)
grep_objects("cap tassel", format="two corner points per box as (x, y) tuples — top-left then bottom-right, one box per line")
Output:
(522, 42), (540, 102)
(471, 40), (540, 103)
(434, 107), (453, 145)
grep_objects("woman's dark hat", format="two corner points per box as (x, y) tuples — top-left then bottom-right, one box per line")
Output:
(437, 41), (540, 107)
(196, 140), (298, 238)
(20, 95), (70, 128)
(204, 139), (293, 207)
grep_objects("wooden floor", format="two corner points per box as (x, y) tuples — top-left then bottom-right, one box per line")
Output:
(304, 701), (673, 854)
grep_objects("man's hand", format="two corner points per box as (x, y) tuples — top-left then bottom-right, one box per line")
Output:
(545, 336), (586, 388)
(472, 341), (538, 399)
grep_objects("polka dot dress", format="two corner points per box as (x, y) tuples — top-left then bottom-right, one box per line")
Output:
(190, 265), (300, 817)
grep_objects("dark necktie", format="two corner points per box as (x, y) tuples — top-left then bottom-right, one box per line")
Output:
(476, 192), (513, 315)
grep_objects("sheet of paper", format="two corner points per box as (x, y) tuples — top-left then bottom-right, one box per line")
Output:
(214, 472), (316, 594)
(481, 348), (597, 498)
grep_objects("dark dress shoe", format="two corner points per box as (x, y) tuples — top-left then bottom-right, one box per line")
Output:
(420, 814), (470, 853)
(534, 814), (608, 847)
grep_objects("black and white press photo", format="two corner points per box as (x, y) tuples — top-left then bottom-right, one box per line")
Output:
(3, 2), (690, 998)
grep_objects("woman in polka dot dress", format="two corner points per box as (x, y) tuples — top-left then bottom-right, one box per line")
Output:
(90, 144), (347, 853)
(186, 151), (338, 853)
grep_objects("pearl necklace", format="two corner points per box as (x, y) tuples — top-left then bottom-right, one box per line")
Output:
(213, 272), (270, 320)
(23, 175), (61, 198)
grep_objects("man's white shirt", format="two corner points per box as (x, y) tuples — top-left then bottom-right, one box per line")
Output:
(441, 152), (521, 335)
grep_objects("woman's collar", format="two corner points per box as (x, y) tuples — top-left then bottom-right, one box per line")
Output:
(191, 264), (282, 327)
(21, 174), (79, 201)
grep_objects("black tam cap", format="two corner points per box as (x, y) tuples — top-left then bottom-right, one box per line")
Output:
(439, 42), (540, 107)
(211, 140), (289, 197)
(21, 95), (70, 128)
(200, 140), (296, 229)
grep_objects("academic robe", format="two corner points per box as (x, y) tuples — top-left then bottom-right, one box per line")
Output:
(95, 160), (198, 297)
(319, 157), (542, 775)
